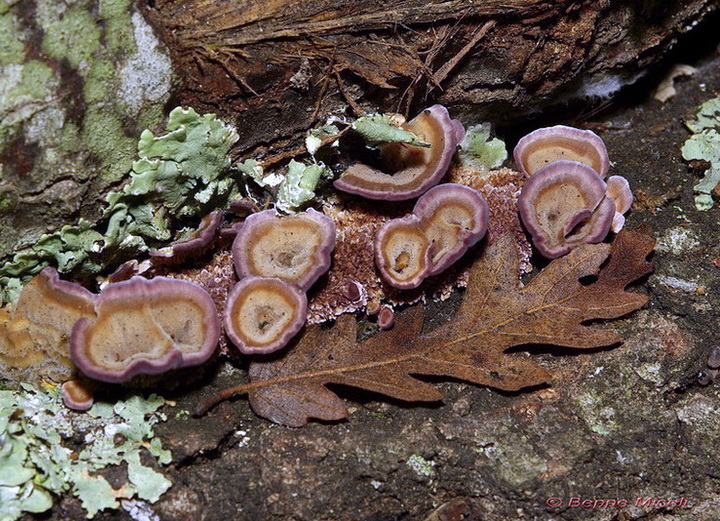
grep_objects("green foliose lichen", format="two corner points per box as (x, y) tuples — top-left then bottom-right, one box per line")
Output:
(682, 98), (720, 211)
(276, 160), (331, 213)
(457, 123), (507, 174)
(353, 114), (430, 147)
(0, 107), (240, 303)
(0, 385), (171, 520)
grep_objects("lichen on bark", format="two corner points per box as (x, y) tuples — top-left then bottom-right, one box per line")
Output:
(0, 0), (175, 267)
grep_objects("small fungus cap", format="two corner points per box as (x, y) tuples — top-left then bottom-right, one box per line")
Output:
(150, 211), (222, 264)
(224, 276), (307, 355)
(514, 125), (610, 177)
(414, 183), (489, 276)
(334, 105), (464, 200)
(374, 215), (432, 289)
(61, 380), (94, 411)
(518, 160), (614, 259)
(70, 276), (220, 383)
(232, 209), (336, 291)
(605, 175), (633, 233)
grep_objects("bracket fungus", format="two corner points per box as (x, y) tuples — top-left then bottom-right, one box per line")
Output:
(150, 211), (222, 264)
(232, 209), (336, 290)
(374, 183), (489, 288)
(334, 105), (464, 200)
(374, 216), (433, 289)
(70, 277), (220, 383)
(514, 125), (610, 177)
(61, 380), (95, 411)
(0, 267), (96, 380)
(224, 276), (307, 355)
(414, 184), (489, 276)
(518, 160), (615, 259)
(606, 175), (634, 232)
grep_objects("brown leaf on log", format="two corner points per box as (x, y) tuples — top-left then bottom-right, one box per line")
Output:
(197, 227), (654, 427)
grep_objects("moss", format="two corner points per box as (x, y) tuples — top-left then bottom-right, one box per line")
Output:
(42, 7), (101, 69)
(0, 11), (23, 65)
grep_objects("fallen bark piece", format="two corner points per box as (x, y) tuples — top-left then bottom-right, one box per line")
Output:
(197, 227), (654, 426)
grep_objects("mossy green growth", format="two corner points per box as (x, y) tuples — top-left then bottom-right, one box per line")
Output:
(0, 107), (240, 304)
(682, 97), (720, 210)
(457, 123), (507, 174)
(0, 11), (23, 65)
(41, 7), (101, 69)
(0, 385), (172, 520)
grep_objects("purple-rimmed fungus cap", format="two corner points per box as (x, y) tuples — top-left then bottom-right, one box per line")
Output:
(377, 306), (395, 330)
(413, 183), (489, 276)
(232, 209), (336, 291)
(70, 276), (220, 383)
(334, 105), (464, 201)
(14, 267), (96, 353)
(61, 380), (94, 411)
(150, 211), (222, 264)
(605, 175), (633, 232)
(518, 160), (615, 259)
(224, 276), (307, 355)
(514, 125), (610, 178)
(374, 215), (432, 289)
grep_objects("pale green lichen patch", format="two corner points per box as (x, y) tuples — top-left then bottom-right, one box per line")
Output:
(0, 385), (172, 520)
(457, 123), (507, 174)
(42, 7), (101, 69)
(0, 0), (175, 266)
(0, 107), (240, 303)
(0, 10), (23, 66)
(682, 97), (720, 210)
(352, 114), (429, 147)
(276, 160), (331, 213)
(406, 454), (435, 477)
(655, 226), (700, 254)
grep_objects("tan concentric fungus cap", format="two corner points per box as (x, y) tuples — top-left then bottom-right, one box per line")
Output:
(514, 125), (610, 177)
(605, 175), (634, 232)
(70, 276), (220, 383)
(413, 183), (489, 276)
(518, 160), (615, 259)
(224, 276), (307, 355)
(334, 105), (464, 201)
(374, 215), (432, 289)
(232, 209), (336, 291)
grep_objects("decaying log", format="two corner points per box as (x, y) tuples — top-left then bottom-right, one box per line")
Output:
(143, 0), (718, 159)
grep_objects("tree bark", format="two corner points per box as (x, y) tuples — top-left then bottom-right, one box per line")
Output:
(144, 0), (718, 160)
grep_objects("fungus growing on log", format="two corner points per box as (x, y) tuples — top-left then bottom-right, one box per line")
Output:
(232, 209), (336, 290)
(334, 105), (464, 200)
(374, 216), (432, 289)
(224, 276), (307, 355)
(606, 175), (634, 232)
(518, 160), (615, 259)
(514, 125), (610, 177)
(70, 277), (220, 383)
(0, 268), (97, 381)
(61, 380), (95, 411)
(414, 184), (489, 276)
(377, 306), (395, 330)
(150, 211), (223, 264)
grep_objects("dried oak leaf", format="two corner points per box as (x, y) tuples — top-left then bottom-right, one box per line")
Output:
(199, 227), (653, 427)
